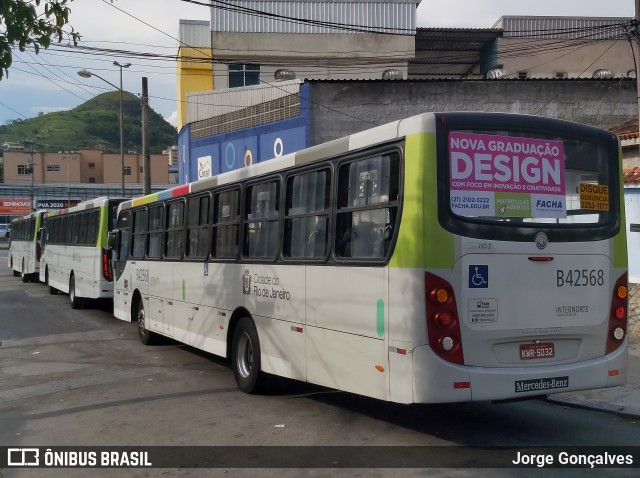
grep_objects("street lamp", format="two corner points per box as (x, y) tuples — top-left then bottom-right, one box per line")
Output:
(77, 61), (131, 196)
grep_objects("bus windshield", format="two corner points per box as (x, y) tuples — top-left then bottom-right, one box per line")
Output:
(438, 114), (620, 242)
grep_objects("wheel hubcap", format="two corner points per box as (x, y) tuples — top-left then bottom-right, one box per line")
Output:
(138, 307), (146, 336)
(236, 332), (253, 378)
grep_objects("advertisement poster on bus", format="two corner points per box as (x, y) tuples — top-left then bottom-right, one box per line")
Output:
(448, 132), (566, 218)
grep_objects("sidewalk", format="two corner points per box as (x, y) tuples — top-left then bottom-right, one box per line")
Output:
(546, 342), (640, 417)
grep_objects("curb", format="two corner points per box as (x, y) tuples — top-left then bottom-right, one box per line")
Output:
(546, 395), (640, 419)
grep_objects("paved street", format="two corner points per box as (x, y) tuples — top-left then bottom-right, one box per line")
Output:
(1, 244), (640, 477)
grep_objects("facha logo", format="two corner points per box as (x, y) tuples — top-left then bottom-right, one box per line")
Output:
(242, 269), (252, 295)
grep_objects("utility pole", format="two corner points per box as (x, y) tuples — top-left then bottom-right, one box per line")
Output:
(636, 0), (640, 157)
(142, 77), (151, 195)
(23, 141), (35, 211)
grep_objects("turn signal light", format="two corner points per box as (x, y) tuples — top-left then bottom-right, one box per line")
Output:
(617, 285), (628, 299)
(435, 288), (449, 304)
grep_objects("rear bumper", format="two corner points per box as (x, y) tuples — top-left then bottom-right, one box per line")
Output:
(412, 337), (628, 403)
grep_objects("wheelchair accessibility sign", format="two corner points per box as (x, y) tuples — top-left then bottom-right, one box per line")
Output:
(469, 265), (488, 288)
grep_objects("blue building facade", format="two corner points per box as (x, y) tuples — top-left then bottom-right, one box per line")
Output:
(178, 84), (311, 184)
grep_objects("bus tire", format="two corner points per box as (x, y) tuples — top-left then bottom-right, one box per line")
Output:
(136, 300), (158, 345)
(69, 275), (82, 309)
(231, 317), (266, 394)
(21, 259), (29, 283)
(46, 269), (57, 295)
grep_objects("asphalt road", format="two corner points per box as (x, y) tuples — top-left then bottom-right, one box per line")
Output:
(1, 245), (640, 477)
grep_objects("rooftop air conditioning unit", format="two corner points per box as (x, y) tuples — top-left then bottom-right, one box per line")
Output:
(592, 69), (614, 79)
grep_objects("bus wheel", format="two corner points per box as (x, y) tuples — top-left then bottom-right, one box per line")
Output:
(232, 317), (266, 394)
(46, 269), (57, 295)
(21, 259), (29, 283)
(137, 300), (157, 345)
(69, 275), (82, 309)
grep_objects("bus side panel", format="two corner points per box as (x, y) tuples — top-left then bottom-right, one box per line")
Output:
(387, 269), (427, 404)
(242, 264), (307, 381)
(148, 261), (173, 336)
(306, 266), (388, 400)
(254, 314), (307, 381)
(306, 327), (387, 400)
(172, 262), (204, 349)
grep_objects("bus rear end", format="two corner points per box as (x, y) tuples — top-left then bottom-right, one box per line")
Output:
(416, 113), (627, 402)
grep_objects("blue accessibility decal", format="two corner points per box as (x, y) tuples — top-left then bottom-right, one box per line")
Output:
(469, 265), (488, 288)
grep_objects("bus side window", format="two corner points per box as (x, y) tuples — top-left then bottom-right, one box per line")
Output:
(336, 152), (399, 260)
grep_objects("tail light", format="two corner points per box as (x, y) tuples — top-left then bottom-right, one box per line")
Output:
(102, 248), (113, 282)
(425, 272), (464, 364)
(606, 272), (628, 354)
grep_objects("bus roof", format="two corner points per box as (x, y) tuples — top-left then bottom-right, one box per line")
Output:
(118, 112), (438, 211)
(45, 197), (127, 218)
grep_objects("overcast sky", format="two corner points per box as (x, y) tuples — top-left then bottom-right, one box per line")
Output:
(0, 0), (636, 128)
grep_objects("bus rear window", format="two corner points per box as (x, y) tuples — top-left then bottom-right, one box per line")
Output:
(447, 130), (614, 226)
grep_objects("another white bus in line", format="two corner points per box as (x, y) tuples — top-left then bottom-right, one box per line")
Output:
(108, 112), (628, 403)
(40, 197), (125, 308)
(8, 211), (45, 282)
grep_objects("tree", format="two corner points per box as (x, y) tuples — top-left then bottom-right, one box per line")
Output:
(0, 0), (80, 80)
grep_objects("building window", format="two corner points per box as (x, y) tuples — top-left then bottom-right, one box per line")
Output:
(139, 166), (144, 173)
(18, 165), (29, 175)
(228, 63), (260, 88)
(89, 177), (96, 184)
(47, 164), (61, 172)
(124, 166), (132, 176)
(88, 162), (95, 169)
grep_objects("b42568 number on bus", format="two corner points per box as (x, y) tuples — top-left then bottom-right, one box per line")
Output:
(556, 269), (604, 287)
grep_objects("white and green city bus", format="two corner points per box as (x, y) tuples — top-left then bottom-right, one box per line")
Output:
(8, 210), (46, 282)
(40, 197), (125, 308)
(109, 112), (628, 403)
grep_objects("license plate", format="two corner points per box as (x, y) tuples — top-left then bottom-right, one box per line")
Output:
(520, 342), (555, 360)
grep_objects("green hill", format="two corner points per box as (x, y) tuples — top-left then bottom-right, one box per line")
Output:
(0, 92), (177, 154)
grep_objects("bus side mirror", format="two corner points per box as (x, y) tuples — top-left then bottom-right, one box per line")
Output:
(108, 230), (121, 261)
(108, 230), (118, 250)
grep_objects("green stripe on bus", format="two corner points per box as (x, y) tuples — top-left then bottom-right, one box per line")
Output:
(389, 133), (455, 269)
(376, 299), (384, 337)
(614, 149), (628, 269)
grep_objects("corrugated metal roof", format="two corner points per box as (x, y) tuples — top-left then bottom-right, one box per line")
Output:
(179, 20), (211, 47)
(210, 1), (417, 34)
(186, 79), (302, 123)
(495, 16), (631, 40)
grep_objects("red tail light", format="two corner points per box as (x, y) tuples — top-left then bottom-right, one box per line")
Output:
(606, 272), (628, 354)
(425, 272), (464, 364)
(102, 248), (113, 282)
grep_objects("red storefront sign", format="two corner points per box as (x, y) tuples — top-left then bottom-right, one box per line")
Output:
(0, 198), (32, 215)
